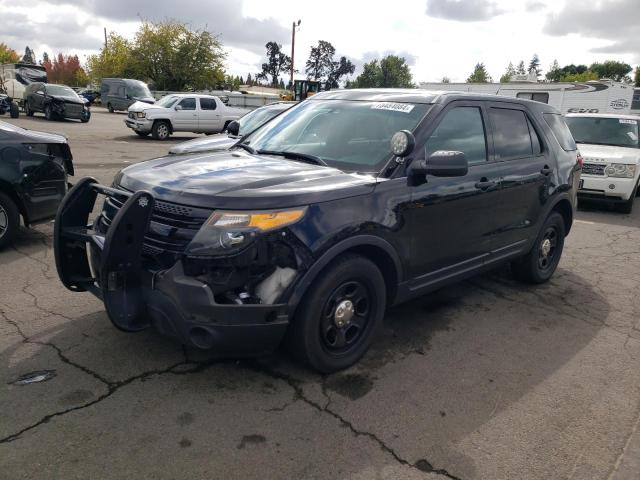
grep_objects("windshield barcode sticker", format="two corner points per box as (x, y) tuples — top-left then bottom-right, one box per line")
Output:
(371, 102), (415, 113)
(619, 119), (637, 125)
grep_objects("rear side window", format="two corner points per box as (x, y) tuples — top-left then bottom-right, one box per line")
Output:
(199, 98), (217, 110)
(516, 92), (549, 104)
(544, 113), (577, 151)
(425, 106), (487, 164)
(490, 108), (532, 160)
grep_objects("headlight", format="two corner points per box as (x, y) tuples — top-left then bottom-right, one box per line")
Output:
(136, 112), (146, 119)
(605, 164), (636, 178)
(206, 208), (306, 232)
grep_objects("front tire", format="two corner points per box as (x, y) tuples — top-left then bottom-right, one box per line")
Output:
(286, 254), (386, 373)
(0, 192), (20, 250)
(44, 105), (54, 121)
(152, 121), (170, 140)
(512, 212), (565, 284)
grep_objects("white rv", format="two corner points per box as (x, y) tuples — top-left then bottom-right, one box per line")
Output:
(419, 79), (634, 115)
(0, 63), (48, 105)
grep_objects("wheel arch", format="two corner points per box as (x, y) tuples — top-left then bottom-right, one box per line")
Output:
(549, 197), (574, 235)
(287, 235), (403, 316)
(0, 180), (27, 224)
(152, 118), (174, 133)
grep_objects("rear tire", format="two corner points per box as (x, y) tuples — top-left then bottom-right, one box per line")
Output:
(512, 212), (565, 284)
(107, 103), (114, 113)
(286, 254), (386, 373)
(0, 192), (20, 250)
(9, 102), (19, 118)
(152, 121), (170, 140)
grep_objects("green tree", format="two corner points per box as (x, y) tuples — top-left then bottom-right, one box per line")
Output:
(634, 67), (640, 87)
(467, 63), (491, 83)
(305, 40), (335, 81)
(500, 62), (516, 83)
(589, 60), (632, 82)
(246, 73), (253, 86)
(350, 55), (413, 88)
(546, 59), (561, 82)
(516, 60), (526, 75)
(529, 54), (541, 78)
(0, 43), (20, 63)
(561, 71), (599, 82)
(86, 32), (136, 82)
(22, 46), (35, 64)
(260, 41), (291, 88)
(327, 56), (355, 88)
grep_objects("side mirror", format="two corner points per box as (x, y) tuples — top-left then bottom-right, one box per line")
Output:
(226, 120), (240, 136)
(174, 105), (183, 111)
(36, 90), (44, 95)
(407, 151), (468, 186)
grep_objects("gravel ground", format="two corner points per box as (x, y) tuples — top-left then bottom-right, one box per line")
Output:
(1, 108), (639, 480)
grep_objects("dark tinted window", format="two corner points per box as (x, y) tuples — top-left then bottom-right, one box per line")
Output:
(179, 98), (196, 110)
(517, 92), (549, 104)
(544, 113), (577, 151)
(490, 108), (532, 160)
(199, 98), (216, 110)
(527, 119), (542, 155)
(424, 106), (487, 164)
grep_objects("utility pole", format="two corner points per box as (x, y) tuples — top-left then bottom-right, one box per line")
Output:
(104, 27), (108, 49)
(290, 19), (301, 91)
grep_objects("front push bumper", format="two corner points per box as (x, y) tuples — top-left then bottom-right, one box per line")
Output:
(53, 177), (289, 354)
(124, 117), (153, 133)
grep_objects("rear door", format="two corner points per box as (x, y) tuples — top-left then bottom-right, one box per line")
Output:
(172, 97), (198, 131)
(487, 103), (551, 254)
(198, 97), (223, 133)
(408, 101), (504, 287)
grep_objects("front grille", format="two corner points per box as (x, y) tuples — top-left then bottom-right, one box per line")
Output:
(582, 163), (606, 176)
(65, 103), (83, 114)
(98, 193), (212, 267)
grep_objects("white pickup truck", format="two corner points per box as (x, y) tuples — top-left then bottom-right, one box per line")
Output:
(566, 113), (640, 213)
(125, 94), (247, 140)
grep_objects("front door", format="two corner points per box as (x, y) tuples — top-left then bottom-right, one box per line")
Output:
(408, 102), (503, 289)
(173, 97), (199, 131)
(486, 103), (551, 253)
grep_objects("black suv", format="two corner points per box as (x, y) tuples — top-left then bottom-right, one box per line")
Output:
(54, 90), (581, 372)
(24, 83), (91, 122)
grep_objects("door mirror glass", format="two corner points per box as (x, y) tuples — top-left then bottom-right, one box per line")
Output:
(174, 104), (183, 111)
(226, 120), (240, 136)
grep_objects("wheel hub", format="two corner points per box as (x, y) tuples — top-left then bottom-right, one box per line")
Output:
(541, 238), (552, 258)
(334, 300), (354, 328)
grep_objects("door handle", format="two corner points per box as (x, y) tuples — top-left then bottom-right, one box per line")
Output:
(475, 178), (496, 190)
(540, 165), (553, 176)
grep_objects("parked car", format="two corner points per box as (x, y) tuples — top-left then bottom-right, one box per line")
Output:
(54, 90), (580, 372)
(0, 94), (19, 118)
(24, 83), (91, 122)
(125, 94), (247, 140)
(77, 88), (100, 105)
(168, 101), (295, 154)
(101, 78), (155, 112)
(565, 113), (640, 213)
(0, 121), (74, 248)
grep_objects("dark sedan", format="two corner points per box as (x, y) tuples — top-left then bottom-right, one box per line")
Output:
(24, 83), (91, 122)
(0, 121), (74, 248)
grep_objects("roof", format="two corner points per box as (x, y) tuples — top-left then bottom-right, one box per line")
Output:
(566, 113), (640, 120)
(159, 93), (221, 99)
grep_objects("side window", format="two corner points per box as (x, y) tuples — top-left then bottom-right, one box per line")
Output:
(424, 106), (487, 164)
(516, 92), (549, 104)
(179, 98), (196, 110)
(527, 118), (542, 155)
(199, 98), (217, 110)
(489, 108), (533, 160)
(543, 113), (577, 151)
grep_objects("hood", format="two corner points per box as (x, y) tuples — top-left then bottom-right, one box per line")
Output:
(128, 100), (162, 113)
(132, 96), (155, 104)
(0, 121), (67, 143)
(578, 143), (640, 165)
(118, 150), (377, 210)
(168, 134), (237, 155)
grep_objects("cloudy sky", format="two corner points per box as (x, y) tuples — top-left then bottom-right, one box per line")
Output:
(1, 0), (638, 83)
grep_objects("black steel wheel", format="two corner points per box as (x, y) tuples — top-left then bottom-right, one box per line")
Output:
(286, 253), (386, 373)
(0, 192), (20, 249)
(512, 211), (565, 284)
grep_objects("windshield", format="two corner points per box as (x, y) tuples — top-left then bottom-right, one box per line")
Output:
(566, 116), (639, 148)
(241, 100), (430, 172)
(126, 80), (152, 98)
(46, 85), (80, 98)
(238, 105), (290, 135)
(156, 95), (178, 108)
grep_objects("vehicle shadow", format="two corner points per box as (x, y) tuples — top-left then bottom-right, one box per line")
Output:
(0, 264), (608, 478)
(577, 198), (640, 227)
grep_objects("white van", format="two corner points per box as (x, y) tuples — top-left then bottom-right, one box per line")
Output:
(419, 79), (634, 115)
(565, 113), (640, 213)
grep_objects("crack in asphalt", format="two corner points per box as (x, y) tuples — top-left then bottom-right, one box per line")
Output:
(606, 399), (640, 480)
(248, 362), (463, 480)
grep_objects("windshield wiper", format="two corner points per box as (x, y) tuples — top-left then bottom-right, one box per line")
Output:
(233, 143), (257, 155)
(257, 150), (329, 166)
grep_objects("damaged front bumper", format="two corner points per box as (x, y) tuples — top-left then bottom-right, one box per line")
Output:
(53, 178), (290, 354)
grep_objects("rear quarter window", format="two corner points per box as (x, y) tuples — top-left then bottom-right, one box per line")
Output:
(543, 113), (577, 151)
